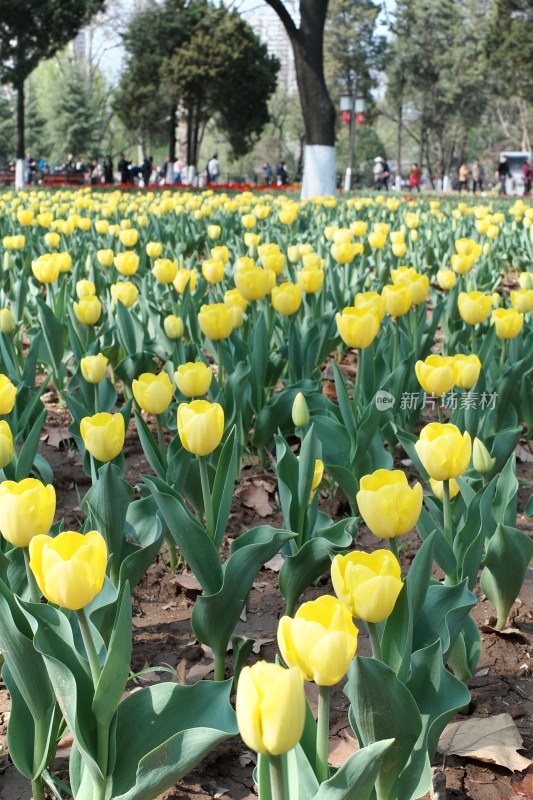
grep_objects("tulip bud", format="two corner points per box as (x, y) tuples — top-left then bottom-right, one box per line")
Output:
(0, 420), (13, 468)
(0, 309), (15, 334)
(3, 252), (14, 271)
(164, 314), (184, 339)
(473, 438), (495, 474)
(292, 392), (309, 429)
(81, 353), (108, 384)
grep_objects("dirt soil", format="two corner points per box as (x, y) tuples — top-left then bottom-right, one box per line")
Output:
(1, 387), (532, 800)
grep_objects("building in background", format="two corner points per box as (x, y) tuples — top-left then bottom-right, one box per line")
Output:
(242, 1), (299, 94)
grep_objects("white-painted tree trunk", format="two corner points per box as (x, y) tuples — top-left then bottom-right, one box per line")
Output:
(15, 159), (24, 191)
(301, 145), (336, 199)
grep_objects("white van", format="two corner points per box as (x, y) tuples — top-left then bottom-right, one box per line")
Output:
(498, 151), (532, 195)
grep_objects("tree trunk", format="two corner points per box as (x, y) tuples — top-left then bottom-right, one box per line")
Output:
(265, 0), (336, 197)
(167, 105), (177, 183)
(16, 81), (25, 190)
(397, 101), (403, 179)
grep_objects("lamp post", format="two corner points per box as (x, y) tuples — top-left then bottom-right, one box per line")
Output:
(340, 94), (367, 192)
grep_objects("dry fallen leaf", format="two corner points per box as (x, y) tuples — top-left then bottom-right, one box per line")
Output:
(252, 637), (275, 654)
(42, 428), (72, 449)
(264, 554), (284, 572)
(239, 484), (274, 517)
(173, 573), (202, 593)
(437, 713), (532, 772)
(479, 625), (525, 637)
(515, 444), (533, 463)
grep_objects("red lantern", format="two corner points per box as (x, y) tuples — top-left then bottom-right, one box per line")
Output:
(342, 110), (351, 124)
(356, 112), (366, 125)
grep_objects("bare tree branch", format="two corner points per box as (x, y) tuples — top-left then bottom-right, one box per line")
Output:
(263, 0), (298, 39)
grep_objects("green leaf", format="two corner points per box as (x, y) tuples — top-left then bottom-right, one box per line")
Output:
(133, 410), (166, 480)
(192, 526), (294, 657)
(119, 496), (164, 591)
(454, 479), (496, 590)
(92, 584), (132, 728)
(15, 405), (47, 480)
(412, 580), (476, 660)
(491, 454), (518, 526)
(480, 523), (533, 629)
(278, 519), (354, 614)
(37, 297), (64, 378)
(108, 680), (238, 800)
(345, 657), (422, 800)
(407, 640), (470, 761)
(144, 476), (223, 596)
(211, 426), (238, 548)
(332, 364), (357, 447)
(312, 739), (395, 800)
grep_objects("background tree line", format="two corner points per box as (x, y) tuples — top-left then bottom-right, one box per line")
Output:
(1, 0), (532, 185)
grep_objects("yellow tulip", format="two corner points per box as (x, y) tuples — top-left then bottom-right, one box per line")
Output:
(111, 281), (139, 308)
(336, 307), (380, 349)
(234, 266), (275, 301)
(177, 400), (224, 455)
(391, 267), (429, 305)
(301, 252), (323, 271)
(0, 420), (13, 468)
(80, 412), (125, 462)
(114, 251), (139, 276)
(350, 220), (368, 237)
(430, 478), (460, 500)
(81, 354), (108, 384)
(356, 469), (423, 539)
(74, 296), (102, 325)
(368, 231), (387, 249)
(211, 245), (229, 264)
(491, 308), (524, 339)
(29, 530), (107, 610)
(235, 256), (255, 272)
(146, 241), (163, 258)
(292, 392), (310, 429)
(207, 224), (221, 240)
(119, 228), (139, 247)
(382, 283), (412, 317)
(32, 254), (59, 284)
(310, 458), (324, 500)
(415, 354), (457, 396)
(415, 422), (472, 481)
(198, 303), (234, 340)
(173, 268), (196, 294)
(241, 214), (256, 229)
(175, 362), (213, 397)
(277, 595), (358, 685)
(95, 220), (109, 235)
(436, 269), (456, 291)
(3, 235), (25, 250)
(458, 292), (492, 325)
(278, 206), (297, 225)
(56, 252), (72, 273)
(271, 282), (301, 316)
(331, 241), (363, 264)
(392, 242), (407, 258)
(297, 266), (324, 293)
(44, 232), (60, 249)
(261, 252), (286, 275)
(510, 289), (533, 313)
(451, 254), (475, 275)
(97, 249), (115, 267)
(0, 478), (55, 547)
(287, 244), (301, 263)
(0, 374), (16, 414)
(163, 314), (184, 339)
(151, 258), (177, 284)
(236, 661), (305, 755)
(0, 309), (15, 334)
(453, 354), (481, 389)
(404, 212), (419, 229)
(202, 258), (225, 284)
(224, 288), (248, 311)
(17, 208), (34, 226)
(133, 372), (173, 415)
(37, 212), (53, 228)
(332, 550), (403, 623)
(353, 291), (386, 322)
(76, 279), (96, 298)
(518, 272), (533, 290)
(244, 232), (261, 249)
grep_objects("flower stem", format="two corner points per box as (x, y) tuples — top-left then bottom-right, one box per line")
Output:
(155, 414), (167, 465)
(442, 479), (453, 548)
(199, 456), (215, 539)
(23, 548), (41, 603)
(217, 341), (225, 389)
(269, 754), (288, 800)
(93, 382), (99, 414)
(352, 348), (362, 417)
(31, 777), (46, 800)
(164, 529), (179, 571)
(389, 536), (400, 563)
(316, 685), (331, 784)
(214, 651), (225, 681)
(437, 403), (445, 424)
(392, 321), (400, 371)
(367, 622), (382, 661)
(76, 608), (101, 689)
(499, 340), (506, 369)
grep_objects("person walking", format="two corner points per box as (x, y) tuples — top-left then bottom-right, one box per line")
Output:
(381, 157), (390, 190)
(103, 155), (114, 184)
(118, 153), (131, 184)
(207, 153), (220, 184)
(472, 159), (483, 193)
(497, 156), (511, 196)
(458, 162), (469, 192)
(409, 162), (420, 192)
(373, 157), (384, 190)
(523, 158), (533, 196)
